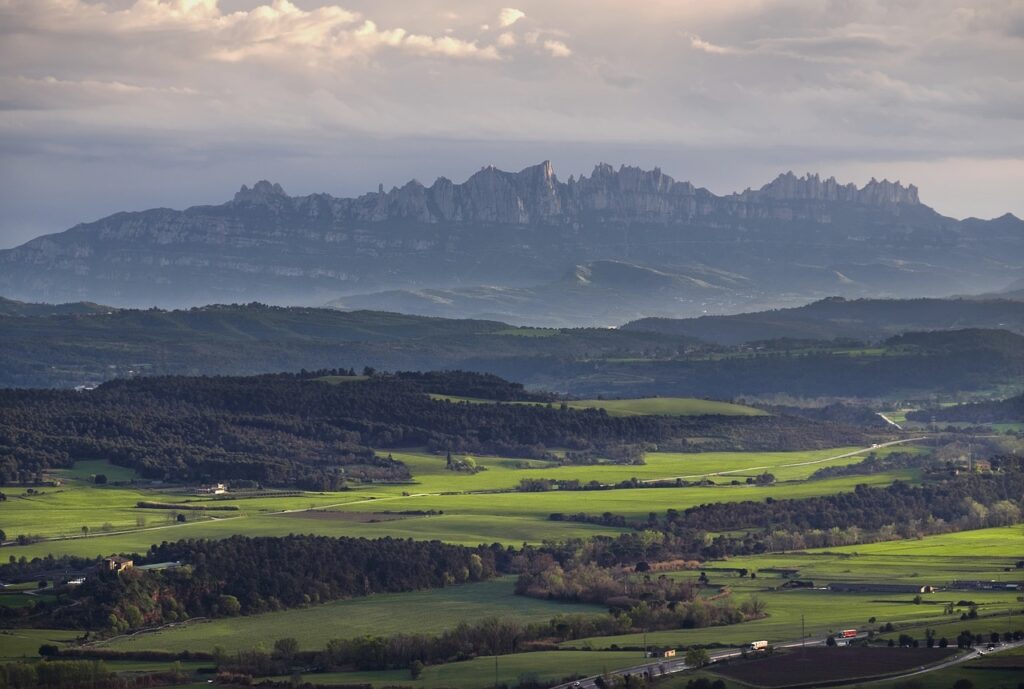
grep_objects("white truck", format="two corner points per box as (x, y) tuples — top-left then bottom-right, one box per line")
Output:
(746, 640), (769, 651)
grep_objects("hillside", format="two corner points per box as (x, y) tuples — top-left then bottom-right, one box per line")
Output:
(328, 260), (745, 327)
(622, 297), (1024, 345)
(906, 393), (1024, 424)
(2, 163), (1022, 321)
(2, 302), (1023, 400)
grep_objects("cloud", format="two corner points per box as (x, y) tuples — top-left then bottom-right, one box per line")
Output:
(1, 0), (502, 64)
(543, 39), (572, 58)
(689, 35), (739, 55)
(1, 0), (1022, 244)
(498, 8), (525, 28)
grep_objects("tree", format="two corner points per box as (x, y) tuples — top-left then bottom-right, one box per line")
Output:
(274, 637), (300, 665)
(826, 635), (836, 647)
(684, 647), (710, 668)
(217, 594), (241, 616)
(410, 660), (424, 679)
(94, 474), (107, 485)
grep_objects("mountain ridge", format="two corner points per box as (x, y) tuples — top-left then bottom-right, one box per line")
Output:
(2, 161), (1021, 313)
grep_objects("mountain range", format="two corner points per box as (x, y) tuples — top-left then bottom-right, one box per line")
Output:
(2, 161), (1023, 324)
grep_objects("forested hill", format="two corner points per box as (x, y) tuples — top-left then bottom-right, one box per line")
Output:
(0, 296), (115, 318)
(622, 297), (1024, 345)
(0, 302), (697, 389)
(0, 370), (870, 486)
(3, 302), (1024, 400)
(907, 393), (1024, 424)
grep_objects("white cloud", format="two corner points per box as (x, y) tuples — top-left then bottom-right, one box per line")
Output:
(498, 7), (525, 28)
(543, 39), (572, 57)
(688, 35), (739, 55)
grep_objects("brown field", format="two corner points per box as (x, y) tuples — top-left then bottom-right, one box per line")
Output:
(713, 647), (959, 688)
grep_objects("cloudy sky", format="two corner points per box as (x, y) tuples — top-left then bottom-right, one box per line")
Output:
(1, 0), (1022, 248)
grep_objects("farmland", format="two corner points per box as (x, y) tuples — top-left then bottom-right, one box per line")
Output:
(713, 647), (960, 687)
(0, 388), (1018, 689)
(272, 650), (644, 688)
(0, 444), (918, 559)
(105, 577), (602, 653)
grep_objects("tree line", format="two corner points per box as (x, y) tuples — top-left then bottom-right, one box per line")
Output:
(46, 535), (497, 633)
(0, 370), (867, 486)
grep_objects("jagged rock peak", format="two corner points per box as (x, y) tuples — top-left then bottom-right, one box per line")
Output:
(234, 180), (287, 204)
(743, 171), (919, 205)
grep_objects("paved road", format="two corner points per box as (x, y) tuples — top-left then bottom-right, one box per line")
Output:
(639, 438), (925, 484)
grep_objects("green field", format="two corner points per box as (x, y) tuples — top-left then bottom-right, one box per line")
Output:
(0, 629), (82, 661)
(321, 470), (916, 520)
(273, 650), (643, 688)
(105, 577), (603, 653)
(566, 397), (766, 417)
(563, 526), (1023, 651)
(1, 445), (917, 559)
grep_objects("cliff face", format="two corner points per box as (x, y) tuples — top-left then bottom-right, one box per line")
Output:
(246, 162), (920, 227)
(0, 162), (1020, 312)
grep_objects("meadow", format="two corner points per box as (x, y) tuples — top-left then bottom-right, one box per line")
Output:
(105, 577), (603, 653)
(563, 525), (1024, 652)
(272, 650), (644, 688)
(0, 444), (917, 559)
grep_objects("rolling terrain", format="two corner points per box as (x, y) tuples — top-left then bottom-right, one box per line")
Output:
(3, 301), (1024, 402)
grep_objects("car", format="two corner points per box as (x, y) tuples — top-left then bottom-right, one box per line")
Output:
(572, 682), (582, 688)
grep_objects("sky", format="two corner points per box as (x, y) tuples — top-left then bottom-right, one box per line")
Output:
(1, 0), (1022, 248)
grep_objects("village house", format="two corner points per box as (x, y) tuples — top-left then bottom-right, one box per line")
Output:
(102, 556), (134, 574)
(195, 482), (227, 495)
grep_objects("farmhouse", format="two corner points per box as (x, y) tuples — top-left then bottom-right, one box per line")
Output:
(195, 482), (227, 495)
(103, 556), (134, 574)
(828, 582), (933, 594)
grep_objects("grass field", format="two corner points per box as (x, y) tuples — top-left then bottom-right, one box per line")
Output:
(566, 397), (767, 417)
(105, 577), (603, 653)
(0, 629), (82, 661)
(1, 445), (916, 559)
(321, 470), (917, 520)
(563, 526), (1023, 652)
(272, 650), (644, 688)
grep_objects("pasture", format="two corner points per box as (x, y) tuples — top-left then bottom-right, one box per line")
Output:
(0, 445), (918, 559)
(565, 526), (1023, 651)
(105, 577), (603, 653)
(271, 650), (643, 688)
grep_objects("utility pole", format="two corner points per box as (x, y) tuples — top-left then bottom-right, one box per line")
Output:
(494, 655), (498, 688)
(643, 628), (648, 659)
(801, 614), (806, 653)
